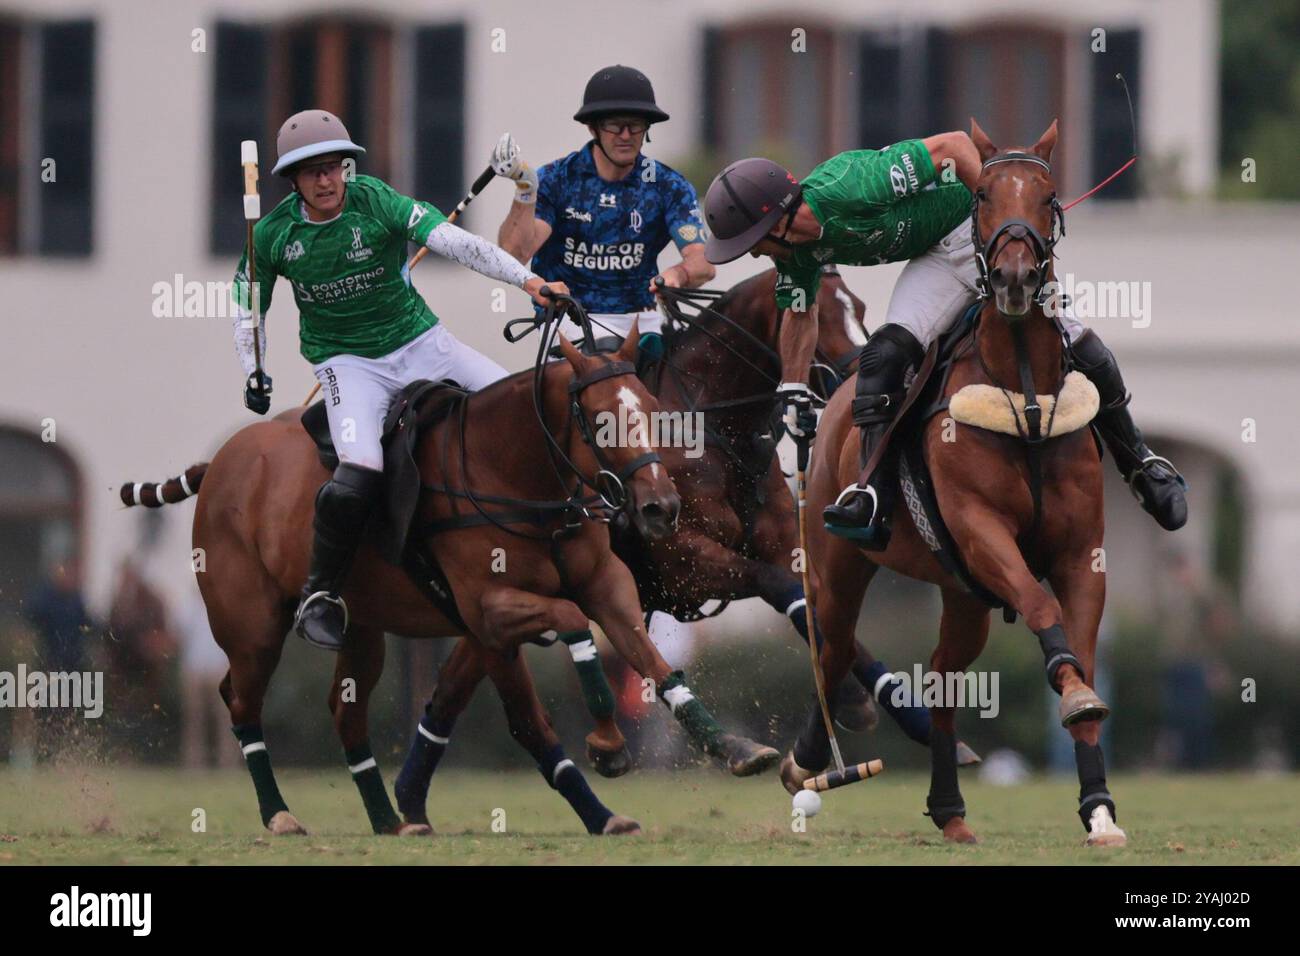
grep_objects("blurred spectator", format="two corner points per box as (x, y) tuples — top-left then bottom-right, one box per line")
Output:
(175, 587), (237, 769)
(107, 556), (179, 756)
(1154, 549), (1234, 769)
(23, 559), (95, 673)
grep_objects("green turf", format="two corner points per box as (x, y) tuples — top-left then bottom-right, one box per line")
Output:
(0, 766), (1295, 865)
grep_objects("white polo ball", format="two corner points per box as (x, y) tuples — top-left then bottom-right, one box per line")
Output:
(792, 788), (822, 817)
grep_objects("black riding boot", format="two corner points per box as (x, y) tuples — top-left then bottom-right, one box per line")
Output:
(823, 324), (924, 548)
(294, 463), (384, 651)
(1072, 329), (1187, 531)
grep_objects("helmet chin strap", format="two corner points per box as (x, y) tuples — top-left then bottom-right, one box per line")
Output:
(764, 197), (804, 251)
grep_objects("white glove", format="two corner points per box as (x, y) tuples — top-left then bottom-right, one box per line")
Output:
(778, 382), (819, 439)
(490, 132), (538, 204)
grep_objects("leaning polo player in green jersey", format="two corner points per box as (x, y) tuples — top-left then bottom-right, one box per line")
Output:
(702, 132), (1187, 548)
(232, 109), (568, 651)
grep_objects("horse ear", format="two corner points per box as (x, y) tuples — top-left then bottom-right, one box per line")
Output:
(617, 317), (641, 362)
(970, 118), (998, 163)
(556, 332), (585, 372)
(1032, 119), (1059, 162)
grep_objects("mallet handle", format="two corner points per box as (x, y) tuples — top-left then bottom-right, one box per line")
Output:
(797, 463), (845, 773)
(803, 759), (884, 793)
(241, 140), (264, 383)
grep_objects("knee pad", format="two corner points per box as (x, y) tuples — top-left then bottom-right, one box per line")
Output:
(315, 463), (383, 529)
(856, 324), (924, 391)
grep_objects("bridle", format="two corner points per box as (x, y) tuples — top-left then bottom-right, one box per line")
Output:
(971, 152), (1066, 307)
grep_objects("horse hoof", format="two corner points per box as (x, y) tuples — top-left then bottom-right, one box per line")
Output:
(779, 751), (817, 795)
(834, 681), (879, 733)
(601, 815), (642, 836)
(394, 822), (433, 837)
(956, 741), (982, 766)
(721, 735), (780, 777)
(586, 740), (633, 778)
(267, 810), (308, 836)
(942, 817), (978, 844)
(1060, 685), (1110, 726)
(1084, 805), (1127, 847)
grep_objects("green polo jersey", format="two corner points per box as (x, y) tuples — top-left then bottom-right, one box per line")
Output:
(773, 140), (972, 310)
(233, 175), (448, 363)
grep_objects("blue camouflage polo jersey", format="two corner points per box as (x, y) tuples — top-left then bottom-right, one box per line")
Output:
(533, 142), (705, 314)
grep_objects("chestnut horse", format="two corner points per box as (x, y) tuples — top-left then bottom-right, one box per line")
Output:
(392, 269), (976, 829)
(123, 314), (774, 836)
(790, 121), (1124, 847)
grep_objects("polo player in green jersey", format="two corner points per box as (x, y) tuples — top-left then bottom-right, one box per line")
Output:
(232, 109), (569, 651)
(702, 132), (1186, 549)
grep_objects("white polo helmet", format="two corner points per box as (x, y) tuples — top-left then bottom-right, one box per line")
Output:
(271, 109), (366, 176)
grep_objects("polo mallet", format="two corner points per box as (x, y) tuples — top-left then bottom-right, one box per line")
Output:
(240, 140), (265, 387)
(793, 425), (885, 793)
(301, 164), (496, 405)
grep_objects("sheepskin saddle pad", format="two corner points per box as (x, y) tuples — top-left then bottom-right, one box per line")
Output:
(948, 370), (1099, 439)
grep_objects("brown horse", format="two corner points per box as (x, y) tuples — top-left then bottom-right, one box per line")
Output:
(789, 120), (1124, 846)
(392, 269), (976, 827)
(123, 316), (775, 836)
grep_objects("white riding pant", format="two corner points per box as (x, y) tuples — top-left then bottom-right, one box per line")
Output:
(557, 309), (662, 347)
(884, 216), (1086, 346)
(311, 323), (508, 471)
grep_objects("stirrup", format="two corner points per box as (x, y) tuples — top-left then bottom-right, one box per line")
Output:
(831, 483), (879, 521)
(1136, 453), (1188, 489)
(295, 590), (349, 633)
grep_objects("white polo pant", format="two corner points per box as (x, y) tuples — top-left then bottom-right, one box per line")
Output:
(557, 309), (662, 347)
(311, 323), (508, 471)
(884, 217), (1086, 346)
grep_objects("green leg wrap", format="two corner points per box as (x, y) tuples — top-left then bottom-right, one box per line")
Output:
(346, 743), (401, 834)
(658, 670), (726, 757)
(560, 630), (617, 720)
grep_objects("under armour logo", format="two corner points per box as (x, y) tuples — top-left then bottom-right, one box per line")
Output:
(599, 192), (617, 208)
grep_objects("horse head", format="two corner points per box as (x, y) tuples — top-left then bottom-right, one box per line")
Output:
(555, 322), (681, 539)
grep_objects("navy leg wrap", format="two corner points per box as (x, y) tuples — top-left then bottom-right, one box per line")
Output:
(925, 728), (966, 828)
(345, 742), (401, 834)
(860, 659), (932, 745)
(1035, 623), (1084, 691)
(538, 743), (613, 834)
(1074, 740), (1116, 832)
(774, 583), (825, 652)
(395, 711), (455, 822)
(232, 724), (290, 828)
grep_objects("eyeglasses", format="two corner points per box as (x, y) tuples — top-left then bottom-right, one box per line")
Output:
(596, 119), (649, 136)
(299, 160), (344, 178)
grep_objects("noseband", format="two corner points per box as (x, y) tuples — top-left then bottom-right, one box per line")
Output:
(971, 152), (1065, 306)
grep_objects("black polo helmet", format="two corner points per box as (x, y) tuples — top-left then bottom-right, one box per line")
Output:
(703, 158), (802, 263)
(574, 65), (669, 124)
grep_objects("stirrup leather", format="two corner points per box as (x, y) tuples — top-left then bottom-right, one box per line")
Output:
(295, 590), (350, 633)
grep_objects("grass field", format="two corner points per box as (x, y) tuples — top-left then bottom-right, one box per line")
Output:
(0, 766), (1295, 865)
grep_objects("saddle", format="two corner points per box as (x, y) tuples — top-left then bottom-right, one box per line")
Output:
(301, 379), (470, 628)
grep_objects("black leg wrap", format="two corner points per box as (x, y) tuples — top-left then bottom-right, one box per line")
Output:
(1035, 623), (1084, 691)
(792, 697), (831, 771)
(924, 728), (966, 828)
(1074, 740), (1116, 832)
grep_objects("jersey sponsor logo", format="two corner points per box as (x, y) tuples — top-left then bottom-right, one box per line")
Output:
(283, 240), (306, 262)
(293, 265), (387, 303)
(320, 366), (342, 406)
(599, 192), (617, 209)
(890, 164), (907, 197)
(565, 206), (593, 222)
(408, 205), (426, 229)
(901, 151), (918, 190)
(562, 237), (646, 271)
(346, 226), (375, 262)
(629, 209), (643, 234)
(676, 223), (699, 242)
(813, 247), (835, 262)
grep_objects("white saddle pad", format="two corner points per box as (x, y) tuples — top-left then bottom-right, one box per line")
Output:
(948, 370), (1099, 439)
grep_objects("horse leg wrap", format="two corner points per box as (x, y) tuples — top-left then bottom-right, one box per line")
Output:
(1035, 624), (1084, 691)
(345, 742), (401, 834)
(775, 584), (823, 652)
(658, 670), (726, 756)
(394, 710), (455, 822)
(538, 743), (613, 835)
(561, 630), (616, 720)
(860, 658), (932, 746)
(925, 728), (966, 828)
(232, 725), (291, 828)
(792, 696), (832, 771)
(1074, 740), (1116, 833)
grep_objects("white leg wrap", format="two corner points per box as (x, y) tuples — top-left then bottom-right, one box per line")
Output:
(662, 684), (695, 714)
(565, 638), (598, 663)
(417, 723), (450, 746)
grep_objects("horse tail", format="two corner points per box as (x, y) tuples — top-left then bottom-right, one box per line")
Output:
(119, 463), (208, 509)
